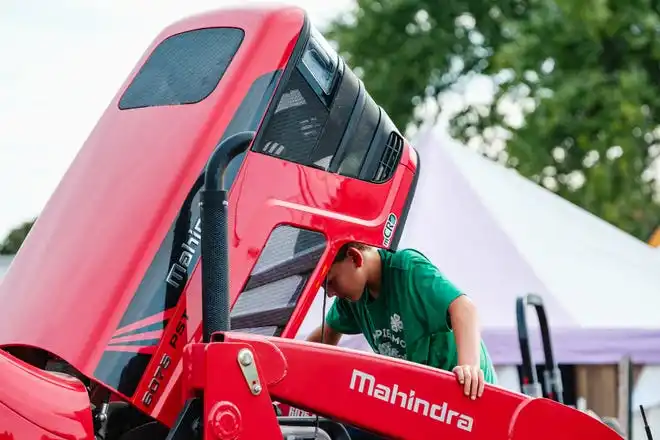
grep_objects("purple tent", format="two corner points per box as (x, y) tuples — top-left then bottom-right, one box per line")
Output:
(295, 129), (660, 366)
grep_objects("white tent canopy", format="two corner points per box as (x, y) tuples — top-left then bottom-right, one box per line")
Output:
(426, 131), (660, 330)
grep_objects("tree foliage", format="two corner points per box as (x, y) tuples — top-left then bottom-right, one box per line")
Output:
(0, 218), (36, 255)
(326, 0), (660, 240)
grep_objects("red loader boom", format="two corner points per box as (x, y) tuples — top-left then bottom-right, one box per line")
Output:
(0, 4), (625, 440)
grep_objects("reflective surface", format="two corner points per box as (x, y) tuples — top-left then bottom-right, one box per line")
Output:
(0, 6), (305, 427)
(300, 26), (339, 96)
(0, 350), (94, 440)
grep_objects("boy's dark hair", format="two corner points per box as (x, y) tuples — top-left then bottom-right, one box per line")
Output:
(332, 242), (372, 264)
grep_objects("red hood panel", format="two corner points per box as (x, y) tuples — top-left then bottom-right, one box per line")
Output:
(0, 7), (304, 379)
(0, 106), (208, 373)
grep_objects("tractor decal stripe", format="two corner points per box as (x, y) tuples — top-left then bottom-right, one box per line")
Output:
(105, 345), (157, 354)
(112, 309), (175, 338)
(109, 330), (164, 345)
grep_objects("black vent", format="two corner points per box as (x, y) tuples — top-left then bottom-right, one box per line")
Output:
(372, 131), (403, 182)
(253, 68), (330, 165)
(230, 226), (326, 335)
(118, 27), (244, 109)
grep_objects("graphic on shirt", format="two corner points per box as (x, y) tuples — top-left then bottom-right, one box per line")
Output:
(373, 314), (406, 359)
(376, 342), (401, 358)
(390, 313), (404, 333)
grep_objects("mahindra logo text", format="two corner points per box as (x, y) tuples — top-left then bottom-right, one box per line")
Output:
(349, 369), (474, 432)
(166, 216), (201, 288)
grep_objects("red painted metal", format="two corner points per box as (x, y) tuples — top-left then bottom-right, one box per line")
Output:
(0, 5), (308, 427)
(182, 332), (624, 440)
(0, 5), (303, 374)
(0, 350), (94, 439)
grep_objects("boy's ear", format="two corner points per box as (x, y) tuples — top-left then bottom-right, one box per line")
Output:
(347, 247), (364, 268)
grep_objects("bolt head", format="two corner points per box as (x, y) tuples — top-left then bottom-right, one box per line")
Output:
(238, 349), (253, 366)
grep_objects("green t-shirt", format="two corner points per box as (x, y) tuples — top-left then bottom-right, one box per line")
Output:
(325, 248), (497, 384)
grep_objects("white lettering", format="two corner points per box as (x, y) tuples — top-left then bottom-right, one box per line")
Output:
(349, 369), (474, 433)
(382, 213), (398, 247)
(288, 407), (313, 417)
(374, 384), (390, 401)
(165, 217), (202, 288)
(373, 328), (407, 354)
(165, 263), (186, 288)
(349, 369), (375, 394)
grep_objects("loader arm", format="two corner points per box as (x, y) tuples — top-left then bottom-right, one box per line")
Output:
(177, 332), (623, 440)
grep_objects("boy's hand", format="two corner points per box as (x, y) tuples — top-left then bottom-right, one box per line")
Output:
(452, 364), (485, 400)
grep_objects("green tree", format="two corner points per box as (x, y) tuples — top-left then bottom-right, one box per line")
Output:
(0, 218), (36, 255)
(327, 0), (660, 240)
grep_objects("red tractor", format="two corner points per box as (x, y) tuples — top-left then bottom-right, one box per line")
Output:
(0, 5), (628, 440)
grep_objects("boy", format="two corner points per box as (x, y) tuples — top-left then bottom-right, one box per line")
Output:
(307, 242), (497, 400)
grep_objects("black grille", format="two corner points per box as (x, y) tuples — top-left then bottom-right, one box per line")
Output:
(253, 69), (330, 164)
(119, 27), (244, 109)
(373, 131), (403, 182)
(230, 226), (326, 334)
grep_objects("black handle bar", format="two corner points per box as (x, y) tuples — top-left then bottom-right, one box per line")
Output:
(515, 293), (564, 403)
(200, 131), (256, 343)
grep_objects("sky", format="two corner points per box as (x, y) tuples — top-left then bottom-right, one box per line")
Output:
(0, 0), (357, 238)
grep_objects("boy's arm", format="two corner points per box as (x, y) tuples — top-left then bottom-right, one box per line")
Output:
(306, 297), (361, 344)
(448, 295), (482, 365)
(448, 295), (485, 399)
(406, 252), (485, 399)
(306, 324), (342, 345)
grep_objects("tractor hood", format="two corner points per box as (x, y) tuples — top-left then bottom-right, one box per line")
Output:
(0, 6), (302, 389)
(0, 105), (204, 371)
(0, 99), (232, 374)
